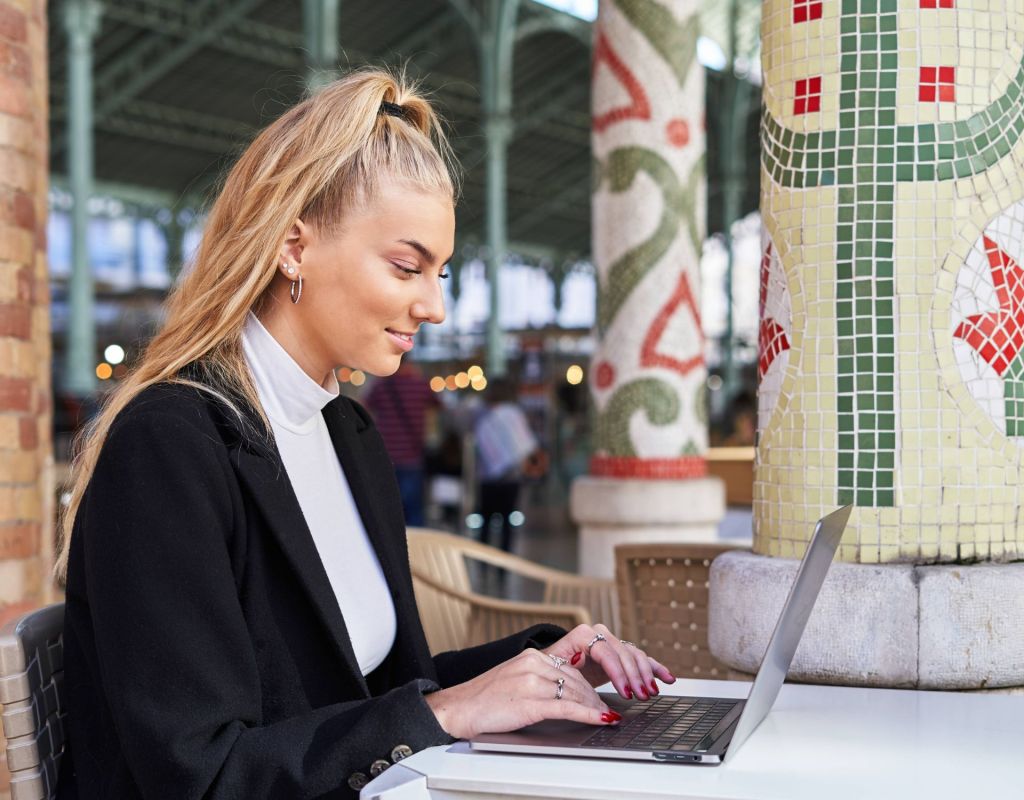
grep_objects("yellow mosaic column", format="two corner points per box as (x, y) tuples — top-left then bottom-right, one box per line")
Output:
(756, 0), (1024, 562)
(710, 0), (1024, 690)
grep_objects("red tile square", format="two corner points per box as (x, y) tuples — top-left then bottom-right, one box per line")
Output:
(793, 74), (822, 115)
(919, 65), (956, 103)
(793, 0), (823, 24)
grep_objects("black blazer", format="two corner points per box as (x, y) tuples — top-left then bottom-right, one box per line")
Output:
(60, 382), (562, 799)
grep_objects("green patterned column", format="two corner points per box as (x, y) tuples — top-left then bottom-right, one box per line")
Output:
(710, 0), (1024, 690)
(571, 0), (724, 579)
(755, 0), (1024, 564)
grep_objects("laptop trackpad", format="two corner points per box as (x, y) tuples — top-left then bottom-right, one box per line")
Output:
(474, 717), (597, 747)
(474, 694), (638, 748)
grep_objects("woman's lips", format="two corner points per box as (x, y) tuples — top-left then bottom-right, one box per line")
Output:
(386, 328), (414, 352)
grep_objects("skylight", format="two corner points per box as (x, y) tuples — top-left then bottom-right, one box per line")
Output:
(531, 0), (598, 21)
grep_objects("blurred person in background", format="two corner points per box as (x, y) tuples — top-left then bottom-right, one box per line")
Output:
(55, 69), (672, 799)
(364, 359), (439, 525)
(721, 389), (757, 447)
(474, 377), (548, 554)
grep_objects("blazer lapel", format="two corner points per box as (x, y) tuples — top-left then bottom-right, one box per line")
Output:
(232, 443), (370, 696)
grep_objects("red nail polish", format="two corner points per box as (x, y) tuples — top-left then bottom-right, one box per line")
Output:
(639, 686), (649, 700)
(571, 652), (582, 665)
(650, 680), (659, 694)
(623, 685), (633, 699)
(601, 711), (622, 723)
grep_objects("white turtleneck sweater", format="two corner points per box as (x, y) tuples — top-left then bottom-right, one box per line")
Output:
(241, 312), (396, 675)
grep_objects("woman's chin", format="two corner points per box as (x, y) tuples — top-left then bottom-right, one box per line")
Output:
(360, 356), (403, 378)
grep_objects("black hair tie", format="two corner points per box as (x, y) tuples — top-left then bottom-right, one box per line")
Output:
(380, 101), (408, 121)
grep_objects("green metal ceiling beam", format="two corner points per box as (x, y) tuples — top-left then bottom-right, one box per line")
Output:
(50, 175), (203, 212)
(54, 0), (265, 158)
(516, 6), (589, 46)
(510, 179), (590, 237)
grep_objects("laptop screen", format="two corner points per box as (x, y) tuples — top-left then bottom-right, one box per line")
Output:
(723, 504), (852, 760)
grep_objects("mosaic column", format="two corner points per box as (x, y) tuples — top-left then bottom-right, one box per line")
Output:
(709, 0), (1024, 689)
(570, 0), (724, 579)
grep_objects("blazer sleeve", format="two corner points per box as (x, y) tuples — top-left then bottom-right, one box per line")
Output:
(431, 624), (567, 689)
(76, 408), (452, 799)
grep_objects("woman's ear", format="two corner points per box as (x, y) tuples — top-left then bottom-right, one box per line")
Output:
(279, 219), (310, 269)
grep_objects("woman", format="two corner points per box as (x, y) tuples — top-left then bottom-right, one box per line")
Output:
(56, 70), (674, 799)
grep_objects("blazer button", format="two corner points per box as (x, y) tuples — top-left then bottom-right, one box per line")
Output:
(369, 759), (390, 777)
(347, 772), (369, 791)
(390, 744), (413, 763)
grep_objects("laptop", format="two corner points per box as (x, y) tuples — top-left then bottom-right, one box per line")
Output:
(470, 504), (852, 765)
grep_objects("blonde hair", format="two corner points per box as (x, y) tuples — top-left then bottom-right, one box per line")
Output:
(55, 68), (457, 580)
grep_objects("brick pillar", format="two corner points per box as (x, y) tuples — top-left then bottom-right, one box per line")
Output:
(0, 0), (52, 793)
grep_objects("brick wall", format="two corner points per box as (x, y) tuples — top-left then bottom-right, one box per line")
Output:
(0, 0), (52, 795)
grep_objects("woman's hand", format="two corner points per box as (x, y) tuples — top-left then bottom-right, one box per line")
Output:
(424, 648), (623, 740)
(541, 624), (676, 701)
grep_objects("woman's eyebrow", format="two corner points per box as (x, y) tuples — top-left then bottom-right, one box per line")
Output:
(397, 238), (455, 266)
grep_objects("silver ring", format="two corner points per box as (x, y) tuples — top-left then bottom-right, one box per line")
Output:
(550, 654), (567, 669)
(586, 633), (606, 652)
(620, 640), (637, 649)
(555, 677), (565, 700)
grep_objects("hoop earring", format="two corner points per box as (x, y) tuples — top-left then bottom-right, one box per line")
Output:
(290, 274), (303, 304)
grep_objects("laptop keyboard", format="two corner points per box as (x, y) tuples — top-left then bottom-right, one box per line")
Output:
(581, 697), (740, 753)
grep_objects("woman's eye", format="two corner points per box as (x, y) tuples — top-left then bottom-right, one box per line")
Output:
(391, 261), (420, 276)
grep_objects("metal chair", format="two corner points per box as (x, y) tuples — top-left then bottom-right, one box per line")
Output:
(407, 528), (618, 654)
(615, 544), (746, 680)
(0, 604), (66, 800)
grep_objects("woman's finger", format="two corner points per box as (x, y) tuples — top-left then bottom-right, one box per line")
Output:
(583, 628), (643, 700)
(621, 640), (658, 697)
(538, 698), (623, 727)
(545, 665), (607, 710)
(647, 655), (677, 684)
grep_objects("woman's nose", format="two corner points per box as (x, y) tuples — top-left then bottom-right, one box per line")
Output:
(412, 282), (446, 325)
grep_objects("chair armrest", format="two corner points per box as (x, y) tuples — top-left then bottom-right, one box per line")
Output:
(435, 535), (613, 591)
(411, 569), (592, 647)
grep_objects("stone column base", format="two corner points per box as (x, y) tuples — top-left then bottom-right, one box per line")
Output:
(709, 551), (1024, 690)
(570, 476), (726, 579)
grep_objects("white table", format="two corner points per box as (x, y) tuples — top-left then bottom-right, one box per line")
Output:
(362, 679), (1024, 800)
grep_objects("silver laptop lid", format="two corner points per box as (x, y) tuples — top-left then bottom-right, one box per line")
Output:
(723, 504), (852, 761)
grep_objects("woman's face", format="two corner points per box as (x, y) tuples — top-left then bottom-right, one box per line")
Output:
(267, 181), (455, 382)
